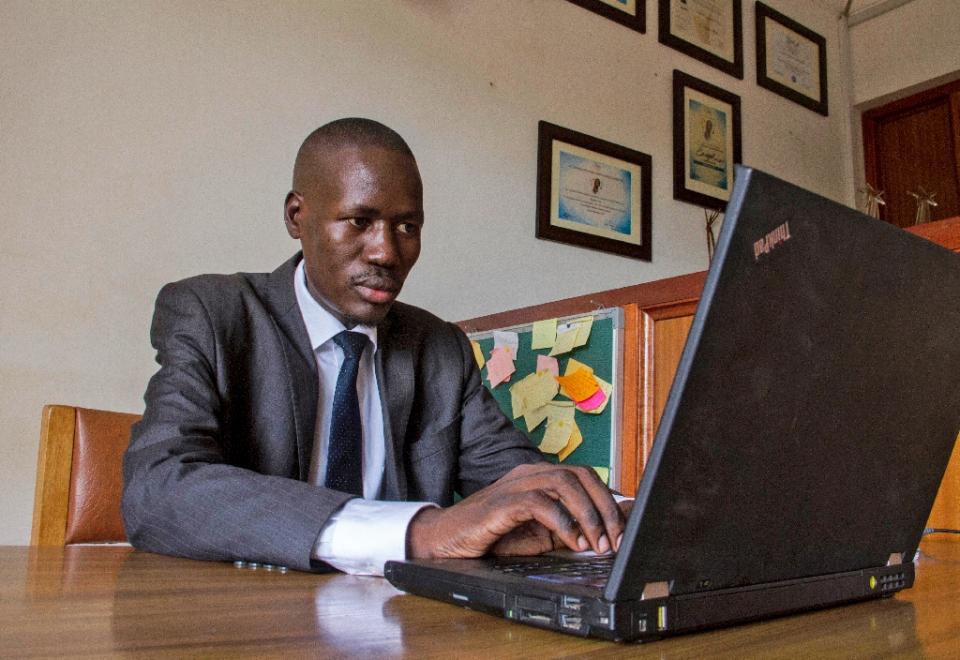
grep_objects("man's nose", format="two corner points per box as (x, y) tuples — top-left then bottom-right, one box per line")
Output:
(365, 222), (399, 267)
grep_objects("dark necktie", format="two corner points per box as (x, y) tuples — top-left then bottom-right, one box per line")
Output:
(324, 330), (368, 496)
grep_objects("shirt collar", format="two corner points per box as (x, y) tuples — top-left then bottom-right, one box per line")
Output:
(294, 259), (378, 352)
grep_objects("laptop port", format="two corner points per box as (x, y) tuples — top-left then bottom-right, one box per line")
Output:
(560, 614), (582, 630)
(519, 611), (554, 626)
(561, 595), (583, 611)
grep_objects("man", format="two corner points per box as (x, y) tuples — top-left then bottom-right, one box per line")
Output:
(122, 118), (624, 574)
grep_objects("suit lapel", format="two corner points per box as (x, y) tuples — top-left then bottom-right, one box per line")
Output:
(377, 313), (413, 501)
(263, 253), (318, 481)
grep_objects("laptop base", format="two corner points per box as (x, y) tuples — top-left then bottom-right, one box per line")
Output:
(385, 559), (913, 642)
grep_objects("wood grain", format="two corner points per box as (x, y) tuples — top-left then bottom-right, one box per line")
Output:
(2, 542), (959, 658)
(31, 405), (76, 546)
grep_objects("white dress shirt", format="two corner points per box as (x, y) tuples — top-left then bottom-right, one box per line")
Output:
(294, 260), (433, 576)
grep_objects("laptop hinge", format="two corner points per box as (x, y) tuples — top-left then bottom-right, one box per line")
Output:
(641, 581), (670, 600)
(886, 553), (903, 566)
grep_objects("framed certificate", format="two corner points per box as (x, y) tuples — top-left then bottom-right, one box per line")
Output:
(658, 0), (743, 79)
(566, 0), (646, 33)
(672, 70), (742, 210)
(536, 121), (652, 261)
(755, 2), (828, 116)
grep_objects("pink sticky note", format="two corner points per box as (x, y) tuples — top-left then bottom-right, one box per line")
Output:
(576, 387), (607, 412)
(486, 347), (516, 388)
(536, 354), (559, 377)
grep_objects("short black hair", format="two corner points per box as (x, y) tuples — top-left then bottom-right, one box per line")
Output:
(292, 118), (415, 189)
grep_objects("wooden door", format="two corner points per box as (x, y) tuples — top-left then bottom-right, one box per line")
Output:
(863, 79), (960, 228)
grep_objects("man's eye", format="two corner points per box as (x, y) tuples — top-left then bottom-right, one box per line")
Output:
(347, 217), (371, 229)
(398, 222), (421, 236)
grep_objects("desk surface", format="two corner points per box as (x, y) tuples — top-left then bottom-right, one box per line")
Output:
(2, 540), (958, 658)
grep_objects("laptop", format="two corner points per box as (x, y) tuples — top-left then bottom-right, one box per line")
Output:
(385, 166), (960, 642)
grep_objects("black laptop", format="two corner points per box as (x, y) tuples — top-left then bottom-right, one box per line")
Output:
(385, 167), (960, 642)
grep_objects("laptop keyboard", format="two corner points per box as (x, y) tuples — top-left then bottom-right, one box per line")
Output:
(493, 555), (614, 587)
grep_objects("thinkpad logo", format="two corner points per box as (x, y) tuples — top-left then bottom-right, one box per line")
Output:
(753, 221), (792, 261)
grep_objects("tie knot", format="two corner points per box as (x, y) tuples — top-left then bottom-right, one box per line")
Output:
(334, 330), (368, 361)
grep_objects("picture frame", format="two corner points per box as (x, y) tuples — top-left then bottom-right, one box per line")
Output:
(565, 0), (646, 34)
(536, 121), (652, 261)
(658, 0), (743, 79)
(672, 70), (742, 210)
(755, 2), (828, 116)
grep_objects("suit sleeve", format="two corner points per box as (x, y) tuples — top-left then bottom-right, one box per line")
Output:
(451, 324), (547, 496)
(121, 281), (352, 571)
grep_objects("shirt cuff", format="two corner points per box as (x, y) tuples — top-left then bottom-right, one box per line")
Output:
(313, 499), (437, 576)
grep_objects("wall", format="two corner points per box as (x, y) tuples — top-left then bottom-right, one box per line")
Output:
(1, 0), (852, 544)
(848, 0), (960, 107)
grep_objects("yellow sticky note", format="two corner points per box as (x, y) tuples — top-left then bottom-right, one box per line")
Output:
(529, 370), (559, 407)
(556, 368), (600, 403)
(545, 400), (576, 423)
(564, 358), (594, 377)
(570, 316), (594, 347)
(548, 326), (578, 356)
(524, 404), (550, 432)
(531, 318), (558, 350)
(471, 341), (485, 370)
(509, 375), (531, 419)
(592, 466), (610, 484)
(580, 377), (613, 415)
(558, 421), (583, 462)
(539, 417), (574, 454)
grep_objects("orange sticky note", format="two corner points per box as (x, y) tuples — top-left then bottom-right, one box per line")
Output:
(555, 368), (600, 403)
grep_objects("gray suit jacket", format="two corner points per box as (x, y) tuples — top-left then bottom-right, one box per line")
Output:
(121, 253), (542, 571)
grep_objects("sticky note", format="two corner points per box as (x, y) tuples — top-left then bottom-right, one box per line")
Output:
(524, 404), (550, 432)
(564, 358), (594, 377)
(556, 368), (600, 403)
(510, 377), (529, 419)
(545, 400), (576, 423)
(493, 331), (519, 356)
(536, 354), (559, 377)
(486, 347), (515, 388)
(592, 466), (610, 484)
(576, 386), (606, 412)
(548, 326), (578, 356)
(509, 370), (559, 419)
(539, 417), (574, 454)
(470, 341), (485, 370)
(531, 318), (557, 350)
(569, 316), (594, 347)
(557, 422), (583, 462)
(580, 377), (613, 415)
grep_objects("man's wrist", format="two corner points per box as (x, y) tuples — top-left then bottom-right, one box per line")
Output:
(406, 506), (442, 559)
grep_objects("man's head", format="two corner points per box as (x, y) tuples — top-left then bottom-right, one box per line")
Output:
(284, 118), (424, 327)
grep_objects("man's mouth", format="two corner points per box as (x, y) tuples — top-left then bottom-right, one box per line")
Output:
(353, 277), (401, 305)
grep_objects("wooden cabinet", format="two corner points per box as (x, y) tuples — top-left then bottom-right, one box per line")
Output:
(459, 217), (960, 527)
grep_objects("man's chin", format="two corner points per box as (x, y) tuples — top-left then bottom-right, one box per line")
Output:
(342, 301), (394, 328)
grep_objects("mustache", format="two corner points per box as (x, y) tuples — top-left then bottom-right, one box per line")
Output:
(350, 269), (404, 292)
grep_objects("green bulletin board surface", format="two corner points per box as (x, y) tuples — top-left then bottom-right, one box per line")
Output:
(470, 313), (619, 476)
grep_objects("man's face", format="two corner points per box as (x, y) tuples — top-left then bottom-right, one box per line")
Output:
(285, 145), (424, 326)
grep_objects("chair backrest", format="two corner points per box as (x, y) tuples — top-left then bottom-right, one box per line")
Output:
(31, 405), (141, 546)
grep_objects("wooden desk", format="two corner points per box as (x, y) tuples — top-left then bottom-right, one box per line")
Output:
(2, 541), (958, 658)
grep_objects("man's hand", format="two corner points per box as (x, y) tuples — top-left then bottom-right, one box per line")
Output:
(406, 463), (625, 559)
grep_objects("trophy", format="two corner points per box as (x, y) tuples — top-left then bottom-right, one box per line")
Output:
(858, 183), (886, 219)
(704, 208), (722, 265)
(908, 187), (937, 225)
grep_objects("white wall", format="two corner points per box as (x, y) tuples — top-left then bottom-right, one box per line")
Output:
(1, 0), (852, 544)
(849, 0), (960, 106)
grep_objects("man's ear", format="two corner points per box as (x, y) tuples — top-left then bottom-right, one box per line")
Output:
(284, 191), (303, 239)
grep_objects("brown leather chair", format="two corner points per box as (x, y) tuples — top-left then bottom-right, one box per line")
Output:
(31, 405), (141, 545)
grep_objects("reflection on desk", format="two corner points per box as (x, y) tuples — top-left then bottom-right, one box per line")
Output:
(1, 540), (958, 657)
